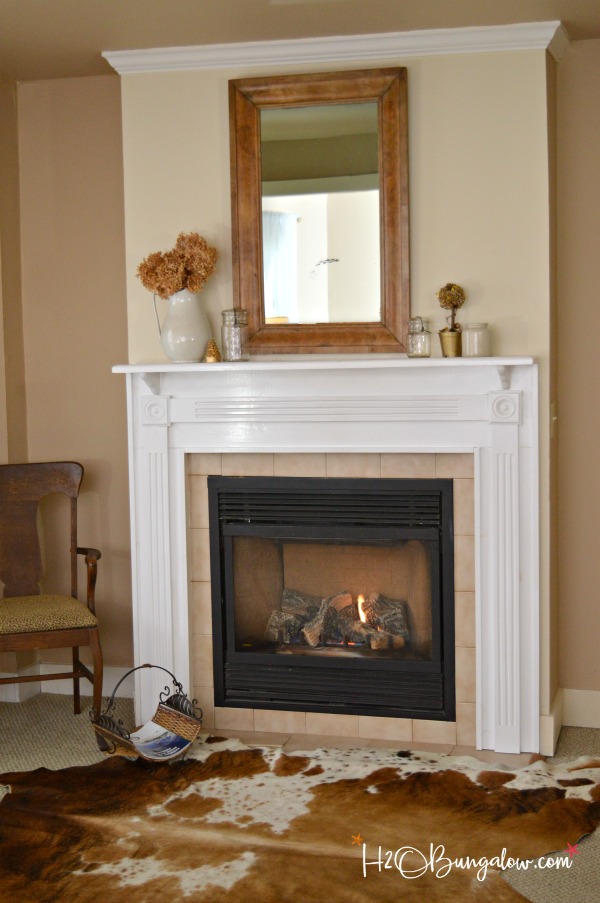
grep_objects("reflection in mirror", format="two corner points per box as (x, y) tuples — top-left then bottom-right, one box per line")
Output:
(261, 102), (380, 325)
(229, 68), (409, 353)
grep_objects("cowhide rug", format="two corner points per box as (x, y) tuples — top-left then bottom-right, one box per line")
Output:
(2, 738), (600, 902)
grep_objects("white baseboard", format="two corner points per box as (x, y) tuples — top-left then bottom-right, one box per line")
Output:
(0, 663), (42, 703)
(539, 688), (563, 755)
(0, 664), (134, 703)
(562, 689), (600, 728)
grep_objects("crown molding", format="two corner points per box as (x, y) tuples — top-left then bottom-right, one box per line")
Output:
(102, 21), (569, 75)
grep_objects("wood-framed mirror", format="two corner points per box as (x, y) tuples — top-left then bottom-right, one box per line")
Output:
(229, 67), (409, 354)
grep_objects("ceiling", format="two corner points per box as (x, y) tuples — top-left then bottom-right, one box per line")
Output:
(1, 0), (599, 82)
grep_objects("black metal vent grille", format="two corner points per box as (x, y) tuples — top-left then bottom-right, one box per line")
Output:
(224, 662), (446, 718)
(214, 478), (445, 529)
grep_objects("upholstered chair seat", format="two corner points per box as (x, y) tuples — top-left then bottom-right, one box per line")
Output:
(0, 595), (99, 634)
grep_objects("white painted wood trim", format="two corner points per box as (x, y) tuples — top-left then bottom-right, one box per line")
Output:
(114, 356), (539, 753)
(539, 689), (563, 756)
(102, 21), (568, 75)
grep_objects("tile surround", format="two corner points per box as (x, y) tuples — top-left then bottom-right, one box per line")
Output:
(189, 451), (476, 746)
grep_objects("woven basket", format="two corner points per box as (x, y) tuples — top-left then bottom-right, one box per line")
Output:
(91, 663), (203, 762)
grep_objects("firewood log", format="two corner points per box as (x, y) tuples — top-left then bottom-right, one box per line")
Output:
(327, 591), (353, 613)
(369, 631), (390, 651)
(342, 621), (375, 645)
(363, 592), (410, 641)
(264, 609), (302, 644)
(301, 599), (330, 647)
(281, 588), (322, 618)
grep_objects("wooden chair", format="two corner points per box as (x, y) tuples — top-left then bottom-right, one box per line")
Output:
(0, 462), (103, 714)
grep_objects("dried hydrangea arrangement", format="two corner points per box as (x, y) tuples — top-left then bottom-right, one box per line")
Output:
(437, 282), (466, 332)
(137, 232), (218, 300)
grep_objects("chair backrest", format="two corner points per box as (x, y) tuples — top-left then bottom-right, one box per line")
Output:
(0, 462), (83, 598)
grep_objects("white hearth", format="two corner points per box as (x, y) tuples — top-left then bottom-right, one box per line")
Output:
(114, 355), (539, 753)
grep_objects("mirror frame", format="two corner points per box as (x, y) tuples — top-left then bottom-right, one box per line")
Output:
(229, 67), (409, 354)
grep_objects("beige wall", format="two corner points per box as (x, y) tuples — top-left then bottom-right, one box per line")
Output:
(557, 40), (600, 694)
(0, 77), (27, 462)
(11, 39), (600, 711)
(17, 75), (133, 669)
(121, 52), (552, 366)
(119, 49), (555, 711)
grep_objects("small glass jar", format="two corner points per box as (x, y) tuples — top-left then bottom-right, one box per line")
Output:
(462, 323), (490, 357)
(221, 308), (249, 361)
(407, 317), (431, 358)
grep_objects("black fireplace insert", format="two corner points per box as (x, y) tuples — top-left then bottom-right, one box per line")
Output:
(208, 476), (455, 721)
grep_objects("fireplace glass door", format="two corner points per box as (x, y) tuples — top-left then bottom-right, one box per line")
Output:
(208, 477), (455, 720)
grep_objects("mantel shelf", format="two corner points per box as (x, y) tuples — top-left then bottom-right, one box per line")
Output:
(113, 355), (534, 394)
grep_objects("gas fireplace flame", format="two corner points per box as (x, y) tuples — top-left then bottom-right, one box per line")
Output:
(357, 594), (367, 624)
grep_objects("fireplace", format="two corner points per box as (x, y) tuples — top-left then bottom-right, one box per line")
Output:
(209, 476), (455, 720)
(114, 355), (540, 753)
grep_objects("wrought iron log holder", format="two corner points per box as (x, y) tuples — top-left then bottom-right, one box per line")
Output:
(91, 663), (203, 762)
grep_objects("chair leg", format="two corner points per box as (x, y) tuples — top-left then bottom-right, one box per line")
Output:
(72, 647), (81, 714)
(89, 629), (104, 716)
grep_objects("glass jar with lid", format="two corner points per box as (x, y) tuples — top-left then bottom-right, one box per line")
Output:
(462, 323), (490, 357)
(407, 316), (431, 358)
(221, 308), (249, 361)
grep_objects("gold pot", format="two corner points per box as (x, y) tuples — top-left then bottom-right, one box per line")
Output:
(439, 329), (462, 358)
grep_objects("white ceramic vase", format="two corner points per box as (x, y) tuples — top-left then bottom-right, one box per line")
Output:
(155, 289), (212, 362)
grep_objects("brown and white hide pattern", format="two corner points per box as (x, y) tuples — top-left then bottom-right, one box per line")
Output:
(2, 738), (600, 902)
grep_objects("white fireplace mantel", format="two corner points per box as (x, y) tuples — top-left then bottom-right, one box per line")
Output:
(114, 355), (539, 753)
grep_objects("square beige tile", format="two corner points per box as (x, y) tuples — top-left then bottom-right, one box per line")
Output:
(273, 453), (327, 477)
(215, 730), (291, 747)
(326, 453), (381, 479)
(194, 694), (215, 730)
(381, 453), (436, 479)
(454, 592), (475, 648)
(358, 715), (413, 742)
(189, 528), (211, 583)
(214, 706), (255, 732)
(305, 712), (359, 737)
(189, 581), (213, 636)
(188, 453), (222, 476)
(455, 702), (476, 746)
(188, 475), (209, 528)
(454, 535), (475, 592)
(412, 719), (457, 746)
(221, 454), (274, 476)
(191, 634), (214, 688)
(253, 708), (306, 734)
(455, 646), (476, 703)
(453, 478), (474, 536)
(283, 734), (363, 752)
(435, 454), (474, 479)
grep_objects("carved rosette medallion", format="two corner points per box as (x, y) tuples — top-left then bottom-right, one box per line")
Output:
(142, 395), (169, 426)
(489, 391), (521, 423)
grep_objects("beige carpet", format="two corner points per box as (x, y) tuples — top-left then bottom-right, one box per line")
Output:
(0, 693), (134, 771)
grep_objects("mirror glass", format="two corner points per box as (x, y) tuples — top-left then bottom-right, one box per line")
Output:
(229, 68), (409, 354)
(260, 102), (380, 325)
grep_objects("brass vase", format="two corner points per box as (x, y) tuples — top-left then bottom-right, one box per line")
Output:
(438, 329), (462, 358)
